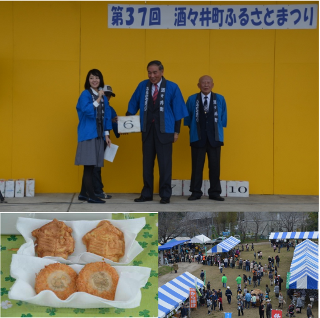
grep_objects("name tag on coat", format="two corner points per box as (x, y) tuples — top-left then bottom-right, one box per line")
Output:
(117, 116), (141, 133)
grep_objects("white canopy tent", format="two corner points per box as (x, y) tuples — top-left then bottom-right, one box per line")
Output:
(190, 234), (211, 244)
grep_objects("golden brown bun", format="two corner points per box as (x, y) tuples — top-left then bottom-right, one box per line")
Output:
(35, 263), (77, 300)
(32, 218), (75, 259)
(82, 220), (125, 262)
(76, 262), (119, 300)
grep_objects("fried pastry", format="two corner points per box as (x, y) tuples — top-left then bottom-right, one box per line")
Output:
(82, 220), (125, 262)
(35, 263), (77, 300)
(32, 218), (75, 259)
(76, 262), (119, 300)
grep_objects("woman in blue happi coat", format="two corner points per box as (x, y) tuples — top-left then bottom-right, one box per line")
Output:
(75, 69), (112, 203)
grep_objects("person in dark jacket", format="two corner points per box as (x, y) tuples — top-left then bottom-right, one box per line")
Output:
(266, 300), (272, 318)
(225, 286), (232, 304)
(307, 304), (313, 318)
(238, 298), (244, 316)
(259, 302), (265, 318)
(180, 303), (188, 318)
(128, 60), (188, 204)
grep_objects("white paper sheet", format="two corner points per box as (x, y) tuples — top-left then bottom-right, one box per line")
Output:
(9, 255), (151, 308)
(16, 217), (146, 265)
(104, 143), (119, 162)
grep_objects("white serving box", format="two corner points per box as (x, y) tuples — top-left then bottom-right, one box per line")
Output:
(26, 178), (35, 197)
(5, 179), (15, 197)
(171, 179), (183, 196)
(15, 179), (25, 197)
(9, 254), (150, 309)
(16, 217), (146, 265)
(226, 181), (249, 197)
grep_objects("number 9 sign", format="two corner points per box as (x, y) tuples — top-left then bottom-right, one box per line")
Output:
(117, 115), (141, 133)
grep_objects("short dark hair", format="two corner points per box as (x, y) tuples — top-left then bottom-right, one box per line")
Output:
(84, 69), (105, 90)
(147, 60), (164, 71)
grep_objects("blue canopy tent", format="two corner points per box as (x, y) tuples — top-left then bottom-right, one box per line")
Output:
(289, 239), (318, 289)
(158, 272), (204, 318)
(269, 231), (319, 240)
(207, 236), (241, 254)
(293, 239), (318, 256)
(158, 240), (190, 250)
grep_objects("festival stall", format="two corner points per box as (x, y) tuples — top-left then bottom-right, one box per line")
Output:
(289, 239), (318, 290)
(207, 236), (241, 254)
(269, 231), (319, 240)
(158, 240), (190, 265)
(158, 240), (190, 251)
(190, 234), (211, 244)
(158, 272), (204, 318)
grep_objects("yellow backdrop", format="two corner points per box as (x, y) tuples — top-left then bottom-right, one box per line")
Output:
(0, 1), (318, 195)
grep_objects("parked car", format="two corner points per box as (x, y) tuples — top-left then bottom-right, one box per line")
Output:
(215, 237), (226, 243)
(234, 235), (240, 240)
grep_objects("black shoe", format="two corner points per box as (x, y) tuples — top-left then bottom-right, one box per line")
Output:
(188, 194), (201, 201)
(160, 197), (170, 204)
(134, 196), (153, 202)
(78, 194), (89, 201)
(87, 197), (106, 203)
(95, 192), (112, 199)
(209, 195), (225, 201)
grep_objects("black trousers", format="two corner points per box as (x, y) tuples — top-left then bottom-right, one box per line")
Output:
(190, 142), (221, 196)
(92, 141), (107, 194)
(141, 125), (172, 199)
(92, 167), (104, 194)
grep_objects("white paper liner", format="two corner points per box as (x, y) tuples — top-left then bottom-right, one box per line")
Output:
(9, 255), (151, 308)
(16, 217), (146, 265)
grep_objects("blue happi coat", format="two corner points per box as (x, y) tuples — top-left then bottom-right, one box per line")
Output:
(76, 90), (112, 142)
(184, 92), (227, 143)
(127, 79), (188, 133)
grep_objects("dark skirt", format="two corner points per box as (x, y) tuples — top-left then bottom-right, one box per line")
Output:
(75, 137), (104, 167)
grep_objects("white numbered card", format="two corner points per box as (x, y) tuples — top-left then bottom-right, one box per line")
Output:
(117, 116), (141, 133)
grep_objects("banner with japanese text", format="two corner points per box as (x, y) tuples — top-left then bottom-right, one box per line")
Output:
(108, 4), (317, 29)
(189, 288), (197, 308)
(271, 309), (283, 318)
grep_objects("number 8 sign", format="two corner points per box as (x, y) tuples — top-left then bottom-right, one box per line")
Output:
(117, 116), (141, 133)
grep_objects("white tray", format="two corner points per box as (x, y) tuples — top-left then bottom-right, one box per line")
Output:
(9, 255), (150, 308)
(16, 217), (146, 265)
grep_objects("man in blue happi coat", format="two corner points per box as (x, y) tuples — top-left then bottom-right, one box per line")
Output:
(184, 75), (227, 201)
(127, 60), (188, 204)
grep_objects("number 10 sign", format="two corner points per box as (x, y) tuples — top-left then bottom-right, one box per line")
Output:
(117, 116), (141, 133)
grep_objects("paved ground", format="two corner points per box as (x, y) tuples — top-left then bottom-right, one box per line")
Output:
(159, 261), (202, 287)
(0, 194), (318, 212)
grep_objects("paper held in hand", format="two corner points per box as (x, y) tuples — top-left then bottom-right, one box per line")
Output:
(117, 116), (141, 133)
(104, 144), (118, 162)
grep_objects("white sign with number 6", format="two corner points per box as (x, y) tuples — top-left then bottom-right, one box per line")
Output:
(117, 115), (141, 133)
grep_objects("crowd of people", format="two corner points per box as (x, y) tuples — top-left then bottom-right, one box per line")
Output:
(167, 240), (316, 318)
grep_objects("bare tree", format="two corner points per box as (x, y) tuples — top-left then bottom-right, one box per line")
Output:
(237, 212), (249, 241)
(158, 212), (188, 243)
(183, 212), (214, 238)
(279, 212), (303, 232)
(247, 212), (264, 242)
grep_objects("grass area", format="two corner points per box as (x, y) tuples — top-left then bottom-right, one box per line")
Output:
(183, 242), (318, 318)
(159, 265), (173, 276)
